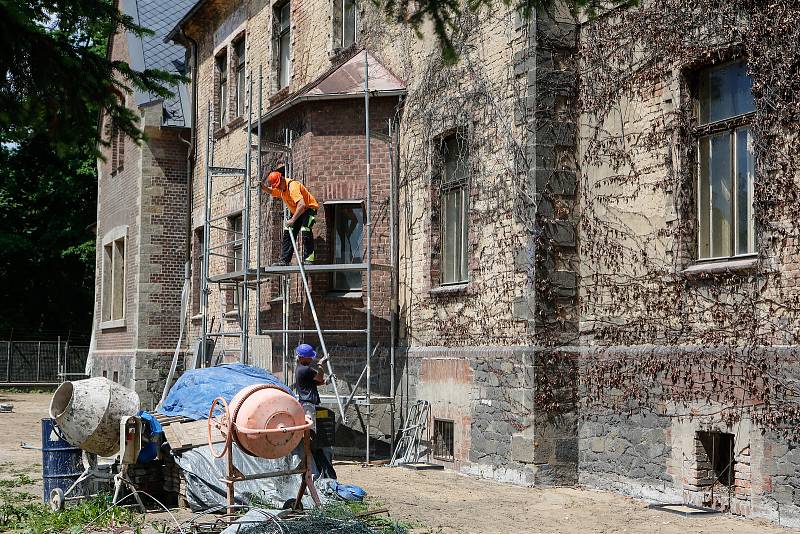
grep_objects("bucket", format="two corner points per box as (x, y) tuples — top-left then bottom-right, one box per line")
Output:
(49, 377), (140, 457)
(41, 418), (84, 503)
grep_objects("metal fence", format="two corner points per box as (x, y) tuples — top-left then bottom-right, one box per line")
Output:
(0, 340), (89, 385)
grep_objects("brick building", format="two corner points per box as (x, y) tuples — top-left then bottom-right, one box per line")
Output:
(89, 0), (194, 410)
(90, 0), (800, 526)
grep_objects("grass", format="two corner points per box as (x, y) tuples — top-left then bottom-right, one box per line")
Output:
(0, 475), (143, 534)
(0, 474), (37, 488)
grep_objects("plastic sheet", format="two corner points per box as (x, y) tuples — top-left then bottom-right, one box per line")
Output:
(157, 363), (293, 421)
(174, 443), (325, 511)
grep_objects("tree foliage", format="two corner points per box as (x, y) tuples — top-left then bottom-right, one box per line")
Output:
(0, 0), (182, 336)
(0, 0), (184, 153)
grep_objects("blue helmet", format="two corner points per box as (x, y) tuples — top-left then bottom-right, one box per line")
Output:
(295, 343), (317, 359)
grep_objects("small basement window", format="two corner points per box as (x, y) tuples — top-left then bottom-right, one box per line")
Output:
(697, 431), (735, 487)
(433, 419), (454, 462)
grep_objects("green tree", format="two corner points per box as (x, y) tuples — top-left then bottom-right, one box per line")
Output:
(0, 0), (183, 336)
(0, 0), (183, 153)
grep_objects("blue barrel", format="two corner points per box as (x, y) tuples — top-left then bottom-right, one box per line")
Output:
(41, 418), (84, 503)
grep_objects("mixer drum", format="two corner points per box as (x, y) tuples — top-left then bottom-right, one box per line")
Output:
(229, 384), (308, 458)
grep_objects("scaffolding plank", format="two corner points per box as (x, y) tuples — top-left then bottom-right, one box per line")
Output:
(261, 263), (370, 275)
(209, 166), (246, 175)
(319, 394), (393, 406)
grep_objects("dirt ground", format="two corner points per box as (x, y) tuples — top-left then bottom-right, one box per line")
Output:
(0, 391), (790, 533)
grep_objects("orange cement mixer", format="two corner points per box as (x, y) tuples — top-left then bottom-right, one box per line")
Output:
(207, 384), (320, 513)
(208, 384), (313, 459)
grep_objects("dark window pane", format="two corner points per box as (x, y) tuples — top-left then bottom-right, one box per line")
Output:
(710, 133), (732, 258)
(699, 61), (755, 125)
(736, 127), (754, 255)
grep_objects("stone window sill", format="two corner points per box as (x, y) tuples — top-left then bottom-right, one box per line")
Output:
(100, 319), (126, 330)
(682, 256), (758, 279)
(326, 290), (363, 299)
(269, 87), (291, 106)
(227, 116), (246, 129)
(224, 310), (239, 319)
(429, 283), (468, 296)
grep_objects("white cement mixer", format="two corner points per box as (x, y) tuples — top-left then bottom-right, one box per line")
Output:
(49, 377), (140, 457)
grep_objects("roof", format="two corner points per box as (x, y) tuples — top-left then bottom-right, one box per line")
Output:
(122, 0), (195, 127)
(164, 0), (210, 42)
(257, 51), (406, 126)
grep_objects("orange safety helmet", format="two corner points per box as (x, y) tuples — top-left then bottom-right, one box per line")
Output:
(266, 171), (283, 188)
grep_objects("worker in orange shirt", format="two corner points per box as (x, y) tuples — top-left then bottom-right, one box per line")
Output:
(261, 170), (320, 265)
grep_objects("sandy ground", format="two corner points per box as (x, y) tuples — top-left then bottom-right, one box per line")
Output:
(0, 391), (790, 533)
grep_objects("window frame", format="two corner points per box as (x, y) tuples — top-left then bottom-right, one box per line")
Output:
(101, 229), (127, 328)
(234, 38), (246, 118)
(333, 0), (357, 50)
(275, 2), (291, 90)
(438, 134), (469, 286)
(693, 60), (756, 261)
(329, 201), (365, 292)
(216, 51), (228, 126)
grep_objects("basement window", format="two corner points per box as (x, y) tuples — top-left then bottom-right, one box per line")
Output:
(433, 419), (455, 461)
(331, 203), (364, 291)
(697, 431), (735, 487)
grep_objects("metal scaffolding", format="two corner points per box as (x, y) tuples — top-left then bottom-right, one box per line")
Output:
(199, 52), (398, 462)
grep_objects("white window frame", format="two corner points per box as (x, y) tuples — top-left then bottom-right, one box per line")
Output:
(695, 60), (756, 261)
(100, 226), (127, 329)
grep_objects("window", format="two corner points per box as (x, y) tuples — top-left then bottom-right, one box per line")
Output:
(439, 135), (469, 285)
(217, 52), (228, 126)
(333, 0), (357, 49)
(193, 228), (204, 315)
(102, 236), (126, 323)
(228, 215), (244, 313)
(696, 61), (755, 259)
(331, 203), (364, 291)
(275, 2), (291, 90)
(697, 431), (735, 487)
(110, 123), (124, 174)
(234, 38), (246, 117)
(433, 419), (454, 461)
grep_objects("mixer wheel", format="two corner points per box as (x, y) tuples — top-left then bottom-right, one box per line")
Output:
(208, 396), (232, 458)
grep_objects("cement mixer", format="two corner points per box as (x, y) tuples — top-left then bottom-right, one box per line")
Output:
(49, 377), (140, 457)
(207, 383), (320, 512)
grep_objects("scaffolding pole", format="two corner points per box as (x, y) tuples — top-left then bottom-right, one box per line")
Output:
(364, 50), (373, 464)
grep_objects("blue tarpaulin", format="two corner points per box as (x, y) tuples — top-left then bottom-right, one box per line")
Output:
(157, 363), (294, 421)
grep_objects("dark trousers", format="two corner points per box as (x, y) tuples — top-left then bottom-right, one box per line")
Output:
(280, 209), (316, 262)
